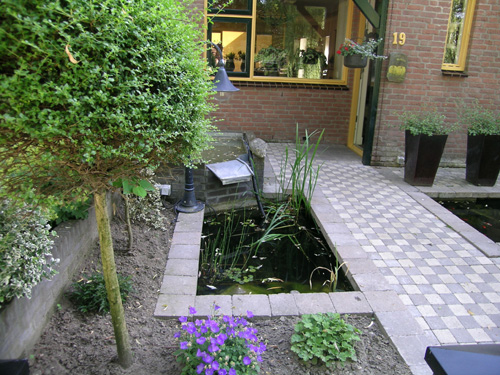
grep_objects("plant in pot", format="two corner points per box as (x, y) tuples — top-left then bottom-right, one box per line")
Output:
(224, 51), (236, 71)
(336, 38), (386, 68)
(237, 50), (246, 72)
(398, 109), (456, 186)
(254, 45), (287, 76)
(300, 47), (327, 79)
(458, 101), (500, 186)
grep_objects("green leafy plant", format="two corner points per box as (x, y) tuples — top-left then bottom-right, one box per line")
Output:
(336, 38), (386, 60)
(301, 48), (327, 68)
(0, 199), (59, 305)
(291, 313), (361, 368)
(69, 272), (133, 314)
(254, 46), (287, 68)
(49, 197), (92, 228)
(277, 125), (324, 218)
(174, 306), (266, 375)
(457, 100), (500, 136)
(397, 109), (456, 136)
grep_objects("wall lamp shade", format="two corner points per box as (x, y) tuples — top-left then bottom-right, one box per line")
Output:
(213, 66), (239, 93)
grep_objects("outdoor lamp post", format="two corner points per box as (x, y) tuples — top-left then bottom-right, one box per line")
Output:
(174, 42), (239, 214)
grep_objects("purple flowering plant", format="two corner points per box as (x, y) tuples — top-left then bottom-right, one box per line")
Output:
(174, 305), (266, 375)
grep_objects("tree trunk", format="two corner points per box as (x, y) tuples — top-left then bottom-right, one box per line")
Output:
(123, 194), (133, 252)
(94, 192), (133, 368)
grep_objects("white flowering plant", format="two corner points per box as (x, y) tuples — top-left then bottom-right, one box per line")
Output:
(336, 38), (386, 60)
(0, 200), (59, 305)
(174, 305), (267, 375)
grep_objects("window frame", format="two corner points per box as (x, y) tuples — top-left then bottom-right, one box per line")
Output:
(441, 0), (476, 72)
(208, 17), (252, 78)
(205, 0), (353, 85)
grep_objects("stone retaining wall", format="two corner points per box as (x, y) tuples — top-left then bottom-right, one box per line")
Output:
(0, 193), (119, 359)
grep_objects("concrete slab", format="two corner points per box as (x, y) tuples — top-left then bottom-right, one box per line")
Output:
(364, 290), (408, 312)
(154, 294), (196, 318)
(160, 275), (197, 295)
(293, 292), (334, 315)
(376, 310), (424, 337)
(194, 295), (233, 317)
(167, 244), (200, 260)
(232, 295), (271, 317)
(269, 294), (300, 316)
(164, 258), (199, 277)
(330, 291), (372, 314)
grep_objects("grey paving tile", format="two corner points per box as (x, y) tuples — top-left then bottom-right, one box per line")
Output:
(364, 290), (407, 312)
(376, 310), (423, 337)
(194, 295), (233, 317)
(231, 295), (271, 317)
(160, 275), (197, 295)
(168, 244), (200, 260)
(164, 258), (199, 277)
(329, 291), (372, 314)
(293, 292), (334, 314)
(155, 294), (196, 318)
(269, 293), (300, 316)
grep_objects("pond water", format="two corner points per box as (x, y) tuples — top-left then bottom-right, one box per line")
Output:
(436, 198), (500, 243)
(197, 205), (352, 295)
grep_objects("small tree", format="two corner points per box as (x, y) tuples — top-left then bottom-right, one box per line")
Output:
(1, 0), (215, 367)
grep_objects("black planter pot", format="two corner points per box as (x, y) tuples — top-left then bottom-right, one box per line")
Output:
(404, 131), (448, 186)
(344, 54), (367, 68)
(466, 134), (500, 186)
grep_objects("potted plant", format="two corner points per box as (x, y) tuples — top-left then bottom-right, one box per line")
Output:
(336, 38), (386, 68)
(398, 110), (455, 186)
(224, 51), (236, 71)
(299, 47), (327, 79)
(458, 101), (500, 186)
(236, 50), (246, 72)
(254, 45), (287, 76)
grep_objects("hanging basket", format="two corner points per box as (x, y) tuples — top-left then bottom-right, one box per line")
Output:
(344, 54), (368, 68)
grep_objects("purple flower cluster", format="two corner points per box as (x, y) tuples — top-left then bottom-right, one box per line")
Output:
(174, 306), (266, 375)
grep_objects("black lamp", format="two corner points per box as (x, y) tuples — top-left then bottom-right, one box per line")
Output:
(174, 42), (239, 213)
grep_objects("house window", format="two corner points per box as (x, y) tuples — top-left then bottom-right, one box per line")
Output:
(207, 0), (353, 84)
(442, 0), (476, 72)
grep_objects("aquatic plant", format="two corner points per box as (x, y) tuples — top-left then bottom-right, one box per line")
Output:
(277, 125), (324, 218)
(174, 306), (266, 375)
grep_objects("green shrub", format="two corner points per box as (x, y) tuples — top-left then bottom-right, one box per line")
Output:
(290, 313), (361, 367)
(397, 110), (456, 136)
(0, 200), (58, 305)
(0, 0), (216, 201)
(49, 197), (92, 228)
(69, 272), (133, 314)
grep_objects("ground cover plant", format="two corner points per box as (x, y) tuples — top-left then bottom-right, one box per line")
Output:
(291, 312), (361, 368)
(0, 200), (58, 305)
(174, 307), (266, 375)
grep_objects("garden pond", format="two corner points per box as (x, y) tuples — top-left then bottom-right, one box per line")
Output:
(436, 198), (500, 243)
(197, 204), (352, 295)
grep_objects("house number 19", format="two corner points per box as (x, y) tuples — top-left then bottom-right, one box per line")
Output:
(392, 32), (406, 46)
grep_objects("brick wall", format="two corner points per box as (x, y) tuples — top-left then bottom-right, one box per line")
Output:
(372, 0), (500, 166)
(212, 84), (353, 144)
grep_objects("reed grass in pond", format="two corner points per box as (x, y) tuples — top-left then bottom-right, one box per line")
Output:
(197, 203), (352, 295)
(437, 198), (500, 242)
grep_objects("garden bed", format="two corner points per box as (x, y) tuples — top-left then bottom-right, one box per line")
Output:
(29, 203), (411, 375)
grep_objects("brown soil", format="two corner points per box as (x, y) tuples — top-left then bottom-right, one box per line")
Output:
(29, 203), (412, 375)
